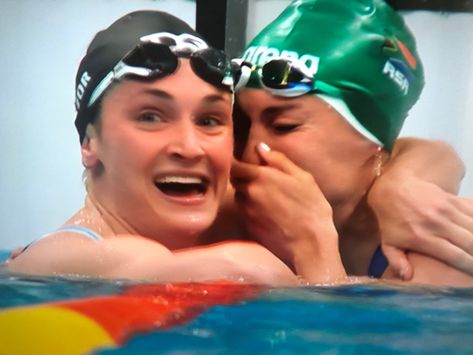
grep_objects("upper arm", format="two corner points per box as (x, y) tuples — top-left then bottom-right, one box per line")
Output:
(390, 137), (465, 193)
(7, 235), (297, 285)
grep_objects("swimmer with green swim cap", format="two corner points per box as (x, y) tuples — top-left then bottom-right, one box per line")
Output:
(232, 0), (473, 286)
(236, 0), (424, 150)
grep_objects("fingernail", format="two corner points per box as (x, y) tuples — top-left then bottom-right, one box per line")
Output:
(259, 142), (271, 152)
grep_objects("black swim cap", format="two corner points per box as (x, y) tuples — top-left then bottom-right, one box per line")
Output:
(74, 10), (201, 143)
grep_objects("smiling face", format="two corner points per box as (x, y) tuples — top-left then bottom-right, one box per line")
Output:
(84, 60), (233, 248)
(236, 89), (381, 226)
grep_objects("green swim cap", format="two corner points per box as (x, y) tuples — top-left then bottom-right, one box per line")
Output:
(240, 0), (424, 151)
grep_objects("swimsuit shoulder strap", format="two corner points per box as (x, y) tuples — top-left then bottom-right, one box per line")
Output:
(54, 225), (103, 241)
(17, 226), (103, 256)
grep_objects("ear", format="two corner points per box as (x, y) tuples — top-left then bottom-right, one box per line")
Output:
(81, 124), (100, 169)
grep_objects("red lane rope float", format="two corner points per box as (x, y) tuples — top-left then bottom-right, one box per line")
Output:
(0, 281), (263, 355)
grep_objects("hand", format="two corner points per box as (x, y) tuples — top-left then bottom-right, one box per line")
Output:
(231, 143), (346, 283)
(368, 173), (473, 280)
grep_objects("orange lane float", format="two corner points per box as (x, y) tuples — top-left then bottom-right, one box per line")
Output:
(0, 281), (263, 355)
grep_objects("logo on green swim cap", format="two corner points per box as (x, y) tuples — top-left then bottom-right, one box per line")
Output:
(242, 46), (320, 76)
(241, 0), (425, 151)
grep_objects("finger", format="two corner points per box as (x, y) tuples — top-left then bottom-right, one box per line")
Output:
(234, 190), (248, 210)
(256, 143), (306, 176)
(232, 179), (250, 200)
(382, 245), (413, 280)
(429, 211), (473, 256)
(231, 159), (261, 181)
(409, 235), (473, 276)
(453, 196), (473, 216)
(232, 181), (267, 211)
(232, 157), (293, 186)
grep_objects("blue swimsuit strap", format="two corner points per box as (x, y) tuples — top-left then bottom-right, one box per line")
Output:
(19, 226), (103, 254)
(368, 246), (389, 278)
(54, 225), (103, 241)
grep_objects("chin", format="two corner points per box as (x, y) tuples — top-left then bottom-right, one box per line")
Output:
(166, 213), (216, 240)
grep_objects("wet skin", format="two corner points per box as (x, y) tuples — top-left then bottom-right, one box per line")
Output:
(84, 61), (234, 249)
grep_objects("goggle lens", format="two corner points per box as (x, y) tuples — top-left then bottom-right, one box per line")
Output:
(235, 58), (315, 96)
(261, 60), (289, 87)
(87, 35), (234, 108)
(123, 43), (178, 75)
(190, 48), (233, 90)
(123, 43), (233, 89)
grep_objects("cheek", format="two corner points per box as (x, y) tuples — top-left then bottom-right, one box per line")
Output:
(276, 133), (335, 180)
(100, 131), (159, 174)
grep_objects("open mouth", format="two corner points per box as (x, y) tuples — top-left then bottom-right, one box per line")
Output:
(154, 176), (209, 197)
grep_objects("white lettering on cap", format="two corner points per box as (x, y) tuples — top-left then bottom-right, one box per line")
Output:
(241, 46), (319, 76)
(383, 61), (409, 95)
(75, 71), (92, 110)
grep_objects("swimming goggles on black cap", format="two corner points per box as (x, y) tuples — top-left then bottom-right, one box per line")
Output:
(87, 32), (234, 108)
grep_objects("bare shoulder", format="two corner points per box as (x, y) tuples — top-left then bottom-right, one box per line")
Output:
(7, 232), (172, 278)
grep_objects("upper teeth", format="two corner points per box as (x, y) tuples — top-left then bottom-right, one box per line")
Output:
(156, 176), (204, 184)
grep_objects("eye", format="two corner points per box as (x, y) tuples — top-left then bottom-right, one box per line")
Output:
(197, 116), (224, 128)
(137, 112), (164, 123)
(272, 123), (300, 133)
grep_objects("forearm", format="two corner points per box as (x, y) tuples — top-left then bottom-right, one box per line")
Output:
(367, 138), (473, 281)
(402, 253), (473, 287)
(162, 242), (299, 285)
(8, 235), (297, 285)
(368, 137), (465, 225)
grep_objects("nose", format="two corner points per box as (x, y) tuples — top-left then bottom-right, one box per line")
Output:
(166, 119), (205, 161)
(241, 124), (266, 165)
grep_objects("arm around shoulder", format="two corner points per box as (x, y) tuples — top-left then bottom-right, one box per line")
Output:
(367, 137), (473, 279)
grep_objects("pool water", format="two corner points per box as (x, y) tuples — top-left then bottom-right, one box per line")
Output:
(99, 286), (473, 354)
(1, 251), (473, 354)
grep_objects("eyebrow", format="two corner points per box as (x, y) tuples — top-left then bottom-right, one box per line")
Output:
(261, 104), (298, 119)
(202, 94), (230, 105)
(141, 89), (229, 104)
(141, 89), (173, 100)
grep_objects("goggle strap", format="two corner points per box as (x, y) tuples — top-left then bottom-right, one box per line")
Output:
(87, 62), (153, 108)
(88, 71), (114, 108)
(234, 64), (252, 91)
(140, 32), (208, 53)
(221, 74), (234, 87)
